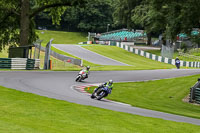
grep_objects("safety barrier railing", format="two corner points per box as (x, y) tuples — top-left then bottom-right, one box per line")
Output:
(189, 79), (200, 104)
(34, 43), (82, 66)
(0, 58), (40, 70)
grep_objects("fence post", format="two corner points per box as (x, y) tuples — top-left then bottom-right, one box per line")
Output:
(81, 59), (83, 67)
(44, 39), (53, 70)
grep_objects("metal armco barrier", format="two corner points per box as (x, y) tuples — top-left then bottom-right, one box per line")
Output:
(34, 43), (82, 66)
(0, 58), (40, 70)
(189, 78), (200, 104)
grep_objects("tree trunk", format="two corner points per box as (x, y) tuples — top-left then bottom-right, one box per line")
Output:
(147, 32), (152, 45)
(20, 0), (30, 46)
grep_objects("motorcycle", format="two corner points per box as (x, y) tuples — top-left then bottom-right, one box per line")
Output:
(91, 85), (111, 100)
(75, 70), (87, 82)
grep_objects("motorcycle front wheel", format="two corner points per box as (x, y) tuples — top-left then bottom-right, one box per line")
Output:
(75, 75), (81, 82)
(96, 90), (106, 100)
(91, 93), (96, 99)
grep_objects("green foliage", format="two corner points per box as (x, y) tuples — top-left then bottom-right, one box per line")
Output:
(35, 0), (113, 32)
(70, 0), (113, 32)
(113, 0), (142, 29)
(190, 34), (200, 47)
(180, 42), (187, 53)
(0, 0), (88, 49)
(0, 0), (20, 50)
(116, 0), (200, 44)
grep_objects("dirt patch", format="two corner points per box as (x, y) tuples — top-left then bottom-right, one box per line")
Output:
(182, 94), (200, 106)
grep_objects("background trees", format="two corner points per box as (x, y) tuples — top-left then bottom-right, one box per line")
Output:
(0, 0), (200, 49)
(0, 0), (87, 48)
(35, 0), (113, 33)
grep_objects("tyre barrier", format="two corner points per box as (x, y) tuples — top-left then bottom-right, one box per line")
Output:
(189, 78), (200, 104)
(0, 58), (40, 70)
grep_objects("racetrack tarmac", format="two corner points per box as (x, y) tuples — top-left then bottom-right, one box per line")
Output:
(52, 44), (129, 66)
(0, 69), (200, 125)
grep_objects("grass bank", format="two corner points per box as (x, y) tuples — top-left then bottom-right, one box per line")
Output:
(86, 74), (200, 119)
(0, 86), (200, 132)
(83, 45), (176, 70)
(37, 30), (87, 46)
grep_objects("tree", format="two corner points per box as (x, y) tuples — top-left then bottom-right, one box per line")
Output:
(0, 0), (87, 49)
(77, 0), (113, 32)
(132, 0), (167, 45)
(61, 0), (113, 33)
(114, 0), (200, 46)
(113, 0), (142, 29)
(151, 0), (200, 43)
(35, 0), (113, 33)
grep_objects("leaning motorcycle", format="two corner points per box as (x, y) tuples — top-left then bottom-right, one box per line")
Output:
(91, 86), (111, 100)
(75, 70), (87, 82)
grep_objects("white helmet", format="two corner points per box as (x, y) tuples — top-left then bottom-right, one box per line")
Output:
(109, 79), (113, 84)
(86, 66), (90, 70)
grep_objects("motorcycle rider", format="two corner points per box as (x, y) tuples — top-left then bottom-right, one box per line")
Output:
(175, 57), (180, 69)
(83, 66), (90, 79)
(95, 80), (113, 96)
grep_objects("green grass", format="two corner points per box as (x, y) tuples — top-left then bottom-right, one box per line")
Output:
(1, 86), (200, 132)
(36, 30), (87, 47)
(86, 74), (200, 119)
(145, 49), (161, 56)
(39, 50), (81, 71)
(83, 45), (176, 70)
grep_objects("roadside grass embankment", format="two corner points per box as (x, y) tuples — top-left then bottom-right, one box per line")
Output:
(86, 74), (200, 119)
(37, 30), (87, 47)
(83, 45), (176, 70)
(1, 85), (200, 132)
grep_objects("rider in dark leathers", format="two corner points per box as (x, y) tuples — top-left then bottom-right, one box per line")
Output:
(94, 80), (113, 97)
(175, 57), (180, 69)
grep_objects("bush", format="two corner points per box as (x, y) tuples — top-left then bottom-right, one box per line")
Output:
(180, 42), (187, 52)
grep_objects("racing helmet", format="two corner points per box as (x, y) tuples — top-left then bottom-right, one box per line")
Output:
(108, 79), (113, 84)
(86, 66), (90, 70)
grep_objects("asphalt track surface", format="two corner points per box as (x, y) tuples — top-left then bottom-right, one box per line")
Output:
(1, 69), (200, 125)
(52, 44), (129, 66)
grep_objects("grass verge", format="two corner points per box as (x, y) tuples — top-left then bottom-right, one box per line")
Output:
(86, 74), (200, 119)
(37, 30), (87, 47)
(83, 45), (176, 70)
(1, 86), (200, 132)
